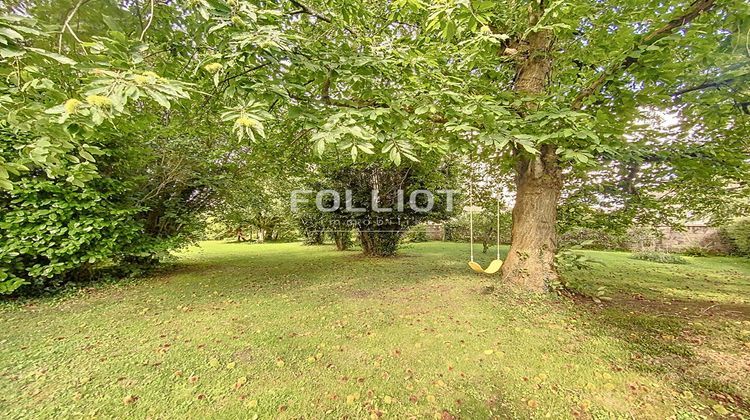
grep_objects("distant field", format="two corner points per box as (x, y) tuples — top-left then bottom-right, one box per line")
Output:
(1, 241), (749, 418)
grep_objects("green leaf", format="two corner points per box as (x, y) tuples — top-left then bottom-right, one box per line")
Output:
(27, 48), (77, 65)
(315, 138), (326, 156)
(414, 105), (429, 115)
(146, 88), (171, 109)
(80, 150), (95, 162)
(0, 47), (24, 58)
(0, 27), (23, 40)
(389, 147), (401, 165)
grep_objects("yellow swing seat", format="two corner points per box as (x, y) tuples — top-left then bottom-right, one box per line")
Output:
(468, 259), (503, 274)
(466, 179), (503, 275)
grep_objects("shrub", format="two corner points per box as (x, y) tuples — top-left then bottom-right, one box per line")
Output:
(444, 212), (511, 244)
(724, 218), (750, 256)
(630, 251), (688, 265)
(0, 178), (141, 294)
(681, 246), (711, 257)
(559, 228), (628, 250)
(403, 225), (429, 243)
(626, 226), (663, 251)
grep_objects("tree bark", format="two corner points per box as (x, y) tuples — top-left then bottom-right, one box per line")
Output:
(500, 8), (562, 291)
(333, 230), (351, 251)
(501, 145), (562, 291)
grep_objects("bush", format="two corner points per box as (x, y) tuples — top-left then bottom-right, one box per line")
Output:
(681, 246), (711, 257)
(0, 178), (141, 294)
(630, 251), (688, 265)
(559, 228), (628, 250)
(444, 212), (511, 245)
(403, 225), (429, 243)
(724, 218), (750, 256)
(626, 226), (663, 251)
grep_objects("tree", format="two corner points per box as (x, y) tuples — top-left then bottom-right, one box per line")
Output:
(392, 0), (747, 291)
(212, 0), (744, 291)
(303, 157), (457, 256)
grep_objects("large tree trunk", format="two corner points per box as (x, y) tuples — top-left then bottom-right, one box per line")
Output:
(501, 145), (562, 291)
(500, 7), (561, 291)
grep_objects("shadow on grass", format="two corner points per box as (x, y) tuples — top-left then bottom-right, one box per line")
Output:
(571, 296), (750, 415)
(160, 242), (483, 301)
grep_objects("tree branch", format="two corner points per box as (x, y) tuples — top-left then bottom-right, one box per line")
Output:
(219, 61), (272, 85)
(571, 0), (717, 110)
(139, 0), (155, 42)
(289, 0), (331, 23)
(58, 0), (91, 53)
(288, 0), (358, 36)
(672, 75), (746, 97)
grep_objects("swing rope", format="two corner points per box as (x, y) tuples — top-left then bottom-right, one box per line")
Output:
(496, 197), (500, 260)
(469, 179), (475, 262)
(467, 166), (504, 274)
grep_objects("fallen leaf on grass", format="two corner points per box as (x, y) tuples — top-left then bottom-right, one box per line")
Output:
(346, 393), (360, 404)
(234, 376), (248, 390)
(438, 410), (456, 420)
(713, 404), (729, 415)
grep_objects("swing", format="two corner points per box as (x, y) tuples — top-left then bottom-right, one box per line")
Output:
(468, 183), (503, 274)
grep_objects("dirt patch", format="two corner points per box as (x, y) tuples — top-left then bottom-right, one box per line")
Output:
(574, 292), (750, 321)
(346, 289), (375, 299)
(695, 347), (750, 387)
(232, 347), (255, 363)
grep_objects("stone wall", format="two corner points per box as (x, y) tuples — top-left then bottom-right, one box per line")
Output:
(424, 223), (445, 241)
(421, 222), (733, 254)
(652, 225), (732, 253)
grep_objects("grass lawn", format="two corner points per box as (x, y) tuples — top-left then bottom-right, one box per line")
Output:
(1, 241), (749, 419)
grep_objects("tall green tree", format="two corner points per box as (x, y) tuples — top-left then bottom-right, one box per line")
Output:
(197, 0), (747, 291)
